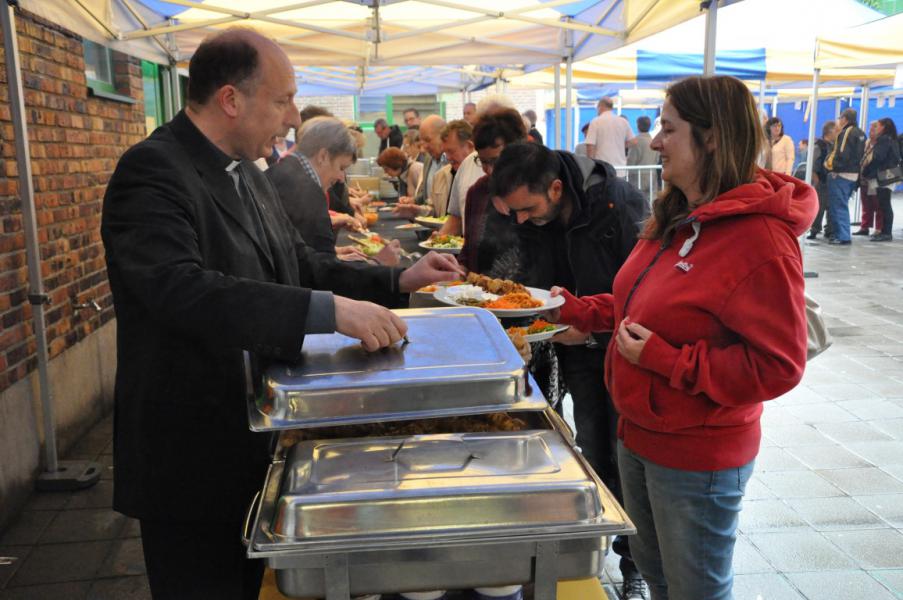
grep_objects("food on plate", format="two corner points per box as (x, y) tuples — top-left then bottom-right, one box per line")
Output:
(466, 272), (527, 295)
(417, 284), (438, 293)
(507, 319), (558, 338)
(396, 223), (422, 229)
(423, 234), (464, 249)
(416, 215), (449, 224)
(483, 292), (543, 310)
(350, 233), (388, 256)
(279, 413), (530, 446)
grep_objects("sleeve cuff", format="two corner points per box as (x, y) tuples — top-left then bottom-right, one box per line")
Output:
(303, 290), (336, 334)
(638, 333), (681, 380)
(557, 289), (587, 326)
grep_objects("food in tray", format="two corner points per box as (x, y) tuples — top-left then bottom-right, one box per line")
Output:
(483, 292), (543, 310)
(279, 412), (530, 446)
(507, 319), (557, 337)
(395, 223), (423, 229)
(349, 233), (388, 256)
(416, 215), (449, 225)
(422, 234), (464, 249)
(466, 272), (527, 295)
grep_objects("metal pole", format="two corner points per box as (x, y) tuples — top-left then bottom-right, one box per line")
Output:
(161, 66), (174, 121)
(168, 19), (182, 112)
(565, 54), (573, 151)
(553, 63), (561, 150)
(804, 69), (820, 187)
(758, 80), (766, 110)
(2, 1), (100, 490)
(859, 84), (870, 130)
(703, 0), (718, 76)
(2, 0), (56, 474)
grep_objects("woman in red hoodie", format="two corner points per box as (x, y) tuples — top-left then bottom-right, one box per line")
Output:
(551, 76), (816, 599)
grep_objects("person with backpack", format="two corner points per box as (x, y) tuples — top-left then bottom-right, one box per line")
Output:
(807, 120), (837, 240)
(861, 117), (901, 242)
(824, 108), (867, 245)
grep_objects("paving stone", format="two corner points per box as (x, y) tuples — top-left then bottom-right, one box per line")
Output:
(746, 531), (856, 571)
(742, 476), (776, 500)
(806, 383), (878, 402)
(738, 500), (807, 533)
(0, 546), (30, 589)
(760, 406), (801, 426)
(40, 509), (127, 544)
(838, 398), (903, 420)
(755, 471), (844, 498)
(97, 538), (145, 578)
(731, 573), (804, 600)
(816, 467), (903, 495)
(785, 570), (898, 600)
(0, 581), (90, 600)
(86, 576), (151, 600)
(845, 440), (903, 466)
(787, 497), (885, 530)
(0, 512), (57, 546)
(9, 541), (111, 586)
(65, 481), (113, 510)
(774, 385), (830, 406)
(824, 529), (903, 569)
(884, 464), (903, 482)
(784, 402), (859, 424)
(100, 440), (114, 456)
(761, 425), (834, 447)
(872, 418), (903, 439)
(753, 447), (807, 472)
(814, 421), (895, 443)
(870, 570), (903, 597)
(96, 454), (114, 481)
(854, 494), (903, 527)
(786, 444), (873, 470)
(732, 535), (775, 575)
(64, 433), (111, 461)
(24, 492), (71, 511)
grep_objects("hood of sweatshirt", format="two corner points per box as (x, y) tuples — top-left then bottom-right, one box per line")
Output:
(691, 169), (817, 236)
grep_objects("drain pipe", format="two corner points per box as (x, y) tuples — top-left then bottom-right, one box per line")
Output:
(2, 1), (100, 491)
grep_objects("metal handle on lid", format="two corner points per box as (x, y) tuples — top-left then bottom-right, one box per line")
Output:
(241, 490), (261, 548)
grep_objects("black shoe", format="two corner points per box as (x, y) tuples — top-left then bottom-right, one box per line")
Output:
(622, 572), (649, 600)
(852, 229), (870, 236)
(806, 231), (819, 240)
(828, 239), (852, 245)
(869, 233), (893, 242)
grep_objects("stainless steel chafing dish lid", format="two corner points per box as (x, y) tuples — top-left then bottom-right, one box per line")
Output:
(250, 307), (544, 431)
(255, 430), (622, 552)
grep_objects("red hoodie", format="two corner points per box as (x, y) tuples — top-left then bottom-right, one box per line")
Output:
(558, 170), (818, 471)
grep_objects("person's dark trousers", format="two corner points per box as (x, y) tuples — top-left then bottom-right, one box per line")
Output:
(556, 344), (637, 578)
(140, 519), (264, 600)
(810, 182), (834, 238)
(877, 187), (894, 235)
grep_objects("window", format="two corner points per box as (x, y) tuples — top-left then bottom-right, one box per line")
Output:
(84, 40), (114, 94)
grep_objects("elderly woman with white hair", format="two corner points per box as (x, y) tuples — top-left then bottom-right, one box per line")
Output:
(267, 117), (400, 264)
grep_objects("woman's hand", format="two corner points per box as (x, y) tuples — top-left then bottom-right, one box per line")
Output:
(616, 318), (653, 365)
(551, 326), (590, 346)
(373, 239), (402, 266)
(545, 286), (566, 323)
(335, 245), (369, 262)
(331, 213), (363, 232)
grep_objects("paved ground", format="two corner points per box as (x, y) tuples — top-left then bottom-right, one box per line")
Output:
(2, 198), (903, 599)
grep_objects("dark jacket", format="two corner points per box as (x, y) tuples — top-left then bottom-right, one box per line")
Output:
(827, 124), (866, 174)
(101, 111), (403, 524)
(862, 134), (902, 179)
(266, 153), (336, 254)
(813, 138), (832, 181)
(379, 124), (403, 153)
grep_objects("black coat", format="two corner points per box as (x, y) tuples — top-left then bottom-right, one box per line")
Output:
(266, 153), (336, 254)
(379, 125), (404, 153)
(828, 124), (866, 174)
(862, 134), (902, 179)
(101, 111), (403, 524)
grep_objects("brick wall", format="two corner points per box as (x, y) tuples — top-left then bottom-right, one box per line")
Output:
(295, 95), (356, 123)
(0, 8), (146, 394)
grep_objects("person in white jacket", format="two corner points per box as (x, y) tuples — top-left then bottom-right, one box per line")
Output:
(766, 116), (795, 175)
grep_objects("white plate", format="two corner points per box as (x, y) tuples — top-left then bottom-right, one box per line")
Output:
(433, 286), (565, 318)
(414, 216), (448, 230)
(395, 223), (425, 230)
(509, 324), (570, 343)
(418, 240), (461, 254)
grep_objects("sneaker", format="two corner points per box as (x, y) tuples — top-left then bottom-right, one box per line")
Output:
(852, 229), (870, 236)
(828, 239), (851, 245)
(806, 231), (819, 240)
(622, 572), (649, 600)
(869, 233), (893, 242)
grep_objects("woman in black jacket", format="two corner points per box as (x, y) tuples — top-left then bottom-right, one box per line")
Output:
(862, 118), (901, 242)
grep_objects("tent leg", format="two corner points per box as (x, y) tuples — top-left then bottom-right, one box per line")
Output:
(565, 54), (573, 151)
(703, 0), (718, 75)
(553, 62), (561, 150)
(1, 2), (100, 491)
(803, 68), (820, 279)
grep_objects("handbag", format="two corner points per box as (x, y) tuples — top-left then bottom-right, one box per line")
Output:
(806, 293), (832, 361)
(877, 164), (903, 187)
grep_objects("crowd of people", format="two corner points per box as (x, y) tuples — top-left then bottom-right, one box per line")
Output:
(99, 24), (903, 600)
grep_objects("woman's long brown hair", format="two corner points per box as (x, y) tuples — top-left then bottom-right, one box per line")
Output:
(644, 76), (764, 244)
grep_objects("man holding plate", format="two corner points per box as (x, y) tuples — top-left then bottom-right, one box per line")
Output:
(491, 142), (649, 600)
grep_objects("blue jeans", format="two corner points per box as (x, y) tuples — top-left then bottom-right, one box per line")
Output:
(827, 175), (857, 242)
(617, 441), (754, 600)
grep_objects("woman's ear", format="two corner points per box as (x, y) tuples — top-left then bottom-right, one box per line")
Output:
(704, 130), (717, 152)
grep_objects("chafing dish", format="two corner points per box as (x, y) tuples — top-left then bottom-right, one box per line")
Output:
(246, 307), (634, 600)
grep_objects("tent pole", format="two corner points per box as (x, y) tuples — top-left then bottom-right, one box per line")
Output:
(859, 84), (870, 130)
(804, 69), (820, 187)
(168, 20), (182, 113)
(565, 55), (573, 152)
(758, 80), (766, 110)
(703, 0), (718, 76)
(553, 63), (561, 150)
(1, 1), (100, 491)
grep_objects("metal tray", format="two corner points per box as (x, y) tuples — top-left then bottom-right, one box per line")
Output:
(249, 307), (546, 431)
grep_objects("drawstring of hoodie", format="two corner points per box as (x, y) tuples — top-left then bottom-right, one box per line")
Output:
(679, 220), (702, 257)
